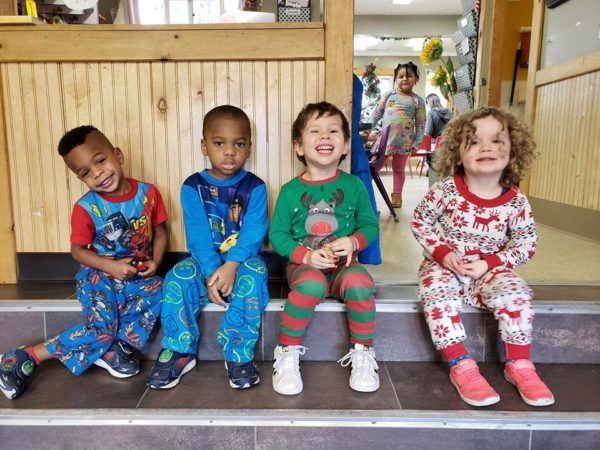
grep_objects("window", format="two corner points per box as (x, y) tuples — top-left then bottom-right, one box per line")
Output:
(136, 0), (223, 25)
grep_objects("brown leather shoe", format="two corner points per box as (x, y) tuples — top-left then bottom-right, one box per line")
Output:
(391, 193), (402, 208)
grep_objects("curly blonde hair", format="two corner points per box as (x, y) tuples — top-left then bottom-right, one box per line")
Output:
(434, 107), (536, 187)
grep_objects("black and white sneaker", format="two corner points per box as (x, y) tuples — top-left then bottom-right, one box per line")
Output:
(93, 340), (140, 378)
(146, 349), (196, 390)
(0, 349), (37, 400)
(225, 360), (260, 389)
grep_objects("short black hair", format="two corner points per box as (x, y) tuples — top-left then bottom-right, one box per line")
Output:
(292, 102), (350, 165)
(57, 125), (99, 156)
(394, 61), (420, 83)
(203, 105), (251, 138)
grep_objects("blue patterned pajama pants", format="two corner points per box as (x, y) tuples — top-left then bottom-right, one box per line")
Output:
(160, 256), (269, 363)
(45, 267), (163, 375)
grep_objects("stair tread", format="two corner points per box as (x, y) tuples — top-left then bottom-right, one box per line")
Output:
(1, 361), (598, 415)
(1, 282), (599, 303)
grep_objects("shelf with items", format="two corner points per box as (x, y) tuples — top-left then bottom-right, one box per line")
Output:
(19, 0), (98, 24)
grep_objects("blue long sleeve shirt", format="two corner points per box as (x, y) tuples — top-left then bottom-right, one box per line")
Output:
(181, 169), (268, 277)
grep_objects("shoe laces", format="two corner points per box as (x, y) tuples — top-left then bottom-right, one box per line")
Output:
(274, 346), (307, 374)
(337, 345), (379, 373)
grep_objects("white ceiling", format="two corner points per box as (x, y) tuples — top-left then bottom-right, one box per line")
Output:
(354, 0), (463, 56)
(355, 0), (463, 16)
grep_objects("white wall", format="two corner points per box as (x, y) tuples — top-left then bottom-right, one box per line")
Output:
(541, 0), (600, 68)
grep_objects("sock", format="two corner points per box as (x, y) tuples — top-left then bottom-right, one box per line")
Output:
(504, 343), (531, 363)
(440, 342), (469, 364)
(24, 346), (41, 366)
(448, 354), (471, 368)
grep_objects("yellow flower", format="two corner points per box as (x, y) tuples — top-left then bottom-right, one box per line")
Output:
(431, 66), (447, 87)
(421, 37), (444, 65)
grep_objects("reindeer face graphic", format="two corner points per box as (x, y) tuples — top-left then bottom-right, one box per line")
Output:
(301, 189), (344, 249)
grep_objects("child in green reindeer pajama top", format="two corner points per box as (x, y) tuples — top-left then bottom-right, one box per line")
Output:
(270, 102), (380, 396)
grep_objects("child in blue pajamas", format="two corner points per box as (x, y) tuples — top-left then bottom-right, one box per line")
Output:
(0, 126), (167, 400)
(147, 105), (269, 390)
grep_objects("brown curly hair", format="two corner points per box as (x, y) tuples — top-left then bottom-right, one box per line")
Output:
(433, 107), (536, 187)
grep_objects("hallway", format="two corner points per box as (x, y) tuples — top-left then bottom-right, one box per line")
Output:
(367, 168), (600, 285)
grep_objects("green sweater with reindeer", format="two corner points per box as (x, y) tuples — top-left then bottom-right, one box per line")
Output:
(269, 170), (379, 265)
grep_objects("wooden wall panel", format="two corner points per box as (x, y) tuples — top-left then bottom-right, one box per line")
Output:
(529, 71), (600, 210)
(2, 60), (324, 253)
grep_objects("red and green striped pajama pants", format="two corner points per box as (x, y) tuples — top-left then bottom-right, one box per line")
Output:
(279, 261), (377, 346)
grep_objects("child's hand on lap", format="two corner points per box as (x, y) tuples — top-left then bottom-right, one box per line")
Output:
(441, 252), (467, 277)
(462, 259), (489, 279)
(137, 259), (158, 277)
(206, 262), (240, 306)
(107, 259), (138, 281)
(326, 237), (358, 267)
(303, 248), (337, 270)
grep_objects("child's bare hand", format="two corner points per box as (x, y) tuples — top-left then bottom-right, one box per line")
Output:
(303, 249), (336, 270)
(462, 259), (488, 279)
(107, 259), (138, 280)
(137, 259), (158, 277)
(206, 262), (240, 306)
(326, 237), (357, 267)
(441, 252), (466, 276)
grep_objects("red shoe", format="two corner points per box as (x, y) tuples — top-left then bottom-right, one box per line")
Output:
(504, 360), (555, 406)
(449, 359), (500, 406)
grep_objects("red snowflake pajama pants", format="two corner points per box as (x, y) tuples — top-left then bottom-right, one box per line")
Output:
(417, 259), (534, 354)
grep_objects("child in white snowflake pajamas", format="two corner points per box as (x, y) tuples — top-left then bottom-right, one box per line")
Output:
(411, 107), (554, 408)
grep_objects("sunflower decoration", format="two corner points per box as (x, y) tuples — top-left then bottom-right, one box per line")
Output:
(421, 37), (444, 65)
(420, 37), (457, 102)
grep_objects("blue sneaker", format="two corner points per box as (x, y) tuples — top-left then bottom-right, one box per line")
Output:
(147, 349), (196, 390)
(225, 360), (260, 389)
(93, 340), (140, 378)
(0, 349), (37, 400)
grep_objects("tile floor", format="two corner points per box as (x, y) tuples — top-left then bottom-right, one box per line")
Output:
(367, 170), (600, 284)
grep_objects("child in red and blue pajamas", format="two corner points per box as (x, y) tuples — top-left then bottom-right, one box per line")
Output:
(270, 102), (380, 395)
(411, 107), (554, 407)
(0, 126), (167, 400)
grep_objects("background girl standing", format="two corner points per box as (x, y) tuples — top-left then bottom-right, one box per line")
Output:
(371, 61), (426, 208)
(411, 107), (554, 407)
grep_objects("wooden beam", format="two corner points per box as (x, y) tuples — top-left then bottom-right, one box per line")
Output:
(0, 23), (325, 62)
(521, 0), (545, 195)
(324, 0), (354, 116)
(487, 0), (506, 107)
(0, 67), (16, 283)
(535, 51), (600, 87)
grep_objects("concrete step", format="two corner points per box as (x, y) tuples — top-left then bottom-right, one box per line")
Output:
(0, 283), (599, 364)
(0, 361), (598, 449)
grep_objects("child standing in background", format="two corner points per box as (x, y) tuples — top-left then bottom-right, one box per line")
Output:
(411, 107), (554, 407)
(270, 102), (380, 396)
(146, 105), (269, 390)
(1, 126), (166, 399)
(371, 61), (426, 208)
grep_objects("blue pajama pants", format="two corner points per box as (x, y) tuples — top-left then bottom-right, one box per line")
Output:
(45, 267), (163, 375)
(160, 256), (269, 363)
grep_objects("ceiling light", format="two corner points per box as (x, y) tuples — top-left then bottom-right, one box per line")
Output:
(354, 35), (379, 51)
(393, 0), (412, 5)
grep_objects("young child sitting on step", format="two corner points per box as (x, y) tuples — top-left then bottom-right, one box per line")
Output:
(270, 102), (380, 395)
(411, 107), (554, 407)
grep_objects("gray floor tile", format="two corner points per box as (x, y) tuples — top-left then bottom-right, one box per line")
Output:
(256, 427), (531, 450)
(0, 426), (254, 450)
(0, 359), (148, 409)
(531, 430), (600, 450)
(139, 361), (399, 410)
(0, 312), (45, 349)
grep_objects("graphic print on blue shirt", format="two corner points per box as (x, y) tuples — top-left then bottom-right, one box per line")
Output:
(78, 181), (155, 259)
(187, 172), (261, 253)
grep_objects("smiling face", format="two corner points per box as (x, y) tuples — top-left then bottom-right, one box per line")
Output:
(201, 117), (251, 180)
(395, 67), (417, 94)
(459, 115), (511, 182)
(63, 131), (128, 196)
(294, 112), (349, 175)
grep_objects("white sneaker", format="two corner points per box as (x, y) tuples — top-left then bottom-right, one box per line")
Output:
(272, 345), (307, 395)
(337, 344), (380, 392)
